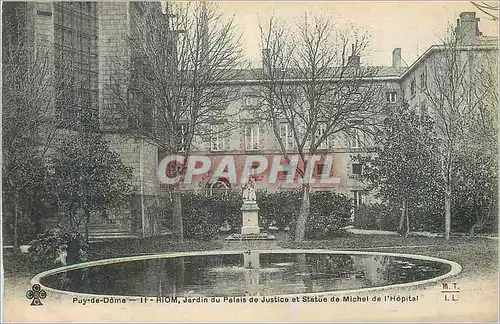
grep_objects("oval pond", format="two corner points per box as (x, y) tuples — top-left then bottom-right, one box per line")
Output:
(35, 250), (460, 298)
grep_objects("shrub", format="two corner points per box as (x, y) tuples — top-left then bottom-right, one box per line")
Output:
(307, 191), (352, 239)
(258, 189), (301, 230)
(212, 191), (242, 232)
(354, 203), (399, 231)
(161, 191), (242, 240)
(160, 189), (354, 240)
(354, 202), (445, 233)
(2, 217), (39, 246)
(411, 201), (443, 233)
(288, 191), (352, 239)
(27, 228), (89, 271)
(182, 193), (222, 240)
(183, 206), (220, 240)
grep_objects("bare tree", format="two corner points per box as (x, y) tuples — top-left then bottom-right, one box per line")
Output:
(2, 4), (69, 250)
(471, 1), (499, 21)
(254, 15), (384, 241)
(420, 28), (498, 239)
(109, 2), (245, 240)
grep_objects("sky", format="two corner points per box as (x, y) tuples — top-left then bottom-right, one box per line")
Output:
(215, 1), (499, 67)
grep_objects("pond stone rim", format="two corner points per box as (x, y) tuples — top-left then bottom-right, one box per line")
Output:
(31, 249), (462, 300)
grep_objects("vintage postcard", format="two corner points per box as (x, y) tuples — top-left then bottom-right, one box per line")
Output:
(1, 1), (498, 322)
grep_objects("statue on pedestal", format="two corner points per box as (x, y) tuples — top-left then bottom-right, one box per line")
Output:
(224, 176), (276, 244)
(242, 177), (256, 202)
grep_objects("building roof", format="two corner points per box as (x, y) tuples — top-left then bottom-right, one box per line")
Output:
(219, 65), (405, 84)
(473, 35), (499, 46)
(399, 37), (499, 79)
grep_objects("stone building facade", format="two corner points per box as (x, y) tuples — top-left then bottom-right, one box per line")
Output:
(400, 12), (498, 115)
(3, 3), (498, 238)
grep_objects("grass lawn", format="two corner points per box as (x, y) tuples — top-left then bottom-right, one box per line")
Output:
(3, 233), (497, 281)
(2, 233), (497, 322)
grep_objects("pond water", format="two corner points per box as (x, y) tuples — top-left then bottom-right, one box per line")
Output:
(39, 251), (454, 297)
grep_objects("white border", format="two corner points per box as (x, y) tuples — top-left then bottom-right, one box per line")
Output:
(31, 249), (462, 300)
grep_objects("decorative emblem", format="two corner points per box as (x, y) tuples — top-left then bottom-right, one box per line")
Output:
(26, 284), (47, 306)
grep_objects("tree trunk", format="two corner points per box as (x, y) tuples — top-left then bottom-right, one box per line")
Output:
(469, 223), (478, 237)
(405, 199), (410, 238)
(295, 183), (310, 242)
(84, 208), (91, 245)
(172, 189), (183, 241)
(444, 185), (451, 240)
(469, 196), (483, 237)
(69, 205), (76, 230)
(398, 198), (408, 237)
(13, 197), (20, 252)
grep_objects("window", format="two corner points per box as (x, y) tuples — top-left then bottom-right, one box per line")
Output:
(53, 2), (98, 122)
(277, 170), (289, 181)
(386, 91), (397, 103)
(244, 123), (260, 150)
(420, 68), (427, 89)
(279, 122), (294, 150)
(210, 124), (225, 151)
(249, 161), (264, 181)
(352, 163), (363, 175)
(410, 77), (416, 97)
(315, 163), (325, 178)
(250, 162), (260, 176)
(350, 130), (363, 149)
(128, 91), (153, 132)
(277, 160), (292, 181)
(213, 93), (227, 110)
(177, 122), (189, 151)
(353, 190), (364, 206)
(315, 122), (328, 150)
(244, 96), (259, 107)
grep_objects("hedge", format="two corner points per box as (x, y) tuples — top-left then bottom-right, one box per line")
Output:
(160, 190), (352, 240)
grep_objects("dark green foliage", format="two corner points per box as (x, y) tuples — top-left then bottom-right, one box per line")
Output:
(27, 228), (89, 271)
(159, 189), (350, 240)
(354, 108), (442, 234)
(451, 149), (498, 233)
(259, 189), (352, 238)
(354, 203), (442, 233)
(181, 191), (241, 240)
(212, 191), (244, 233)
(2, 216), (38, 246)
(354, 203), (400, 231)
(2, 107), (53, 246)
(161, 191), (241, 240)
(51, 108), (133, 240)
(260, 190), (351, 239)
(257, 189), (301, 230)
(354, 105), (497, 235)
(297, 191), (352, 239)
(411, 198), (444, 233)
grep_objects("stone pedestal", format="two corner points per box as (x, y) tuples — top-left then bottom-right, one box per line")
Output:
(243, 250), (260, 268)
(224, 199), (276, 248)
(241, 201), (260, 235)
(243, 251), (261, 296)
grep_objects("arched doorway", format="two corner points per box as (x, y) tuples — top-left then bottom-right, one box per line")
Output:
(206, 178), (231, 196)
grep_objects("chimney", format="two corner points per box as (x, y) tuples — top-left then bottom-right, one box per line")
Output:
(455, 12), (482, 44)
(347, 44), (360, 68)
(200, 2), (209, 66)
(262, 48), (271, 74)
(392, 48), (402, 69)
